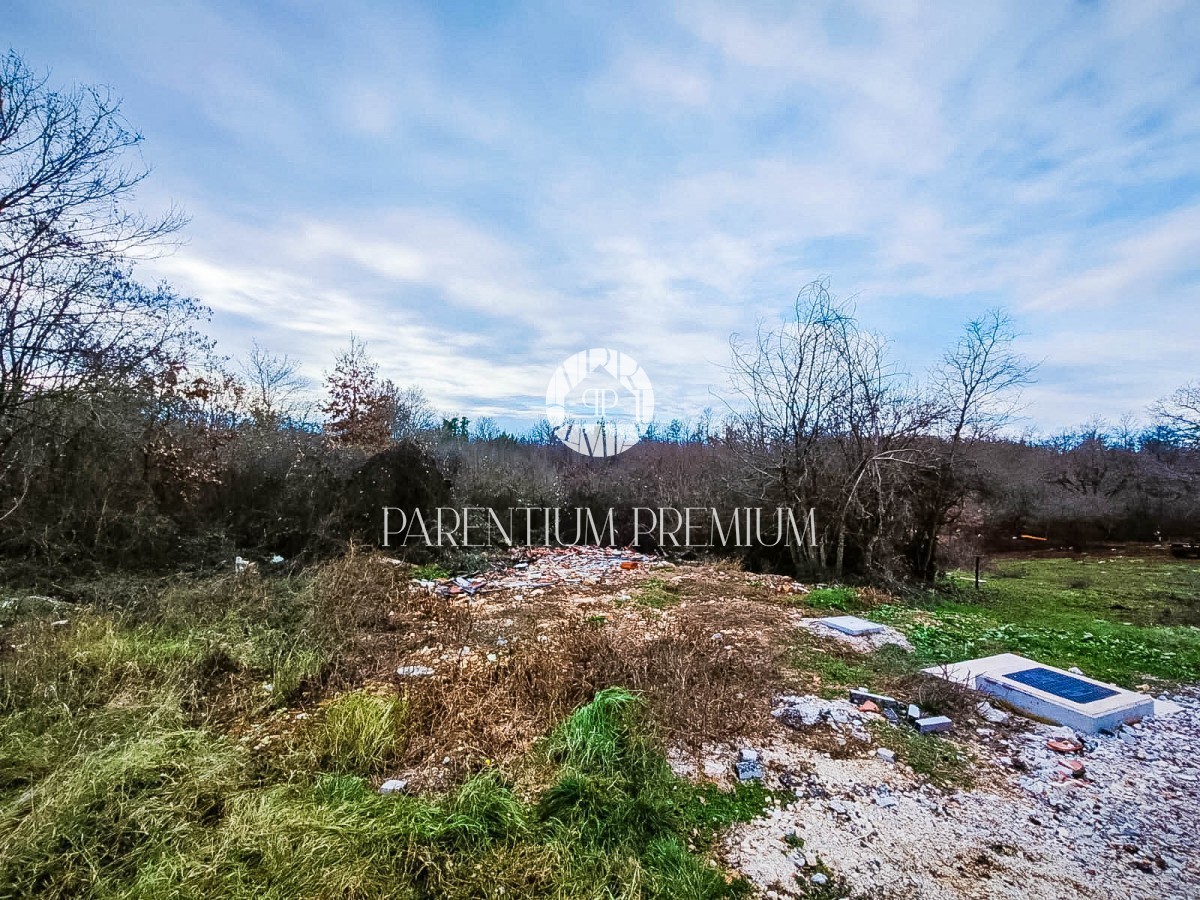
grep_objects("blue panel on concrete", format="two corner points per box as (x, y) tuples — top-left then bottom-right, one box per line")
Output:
(1004, 667), (1118, 704)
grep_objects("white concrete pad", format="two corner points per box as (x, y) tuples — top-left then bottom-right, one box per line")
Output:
(1154, 698), (1184, 716)
(923, 653), (1155, 734)
(819, 615), (885, 636)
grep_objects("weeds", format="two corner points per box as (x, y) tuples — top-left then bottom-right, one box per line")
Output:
(870, 722), (974, 789)
(626, 577), (682, 609)
(789, 632), (916, 699)
(411, 562), (449, 581)
(304, 688), (407, 774)
(0, 684), (761, 899)
(7, 552), (1192, 897)
(0, 725), (246, 896)
(802, 587), (860, 612)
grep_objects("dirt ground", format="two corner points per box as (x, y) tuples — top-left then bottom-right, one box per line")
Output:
(291, 549), (1199, 899)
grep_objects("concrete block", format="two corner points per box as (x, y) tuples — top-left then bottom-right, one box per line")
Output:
(923, 653), (1155, 735)
(395, 665), (435, 677)
(915, 716), (953, 734)
(734, 759), (764, 781)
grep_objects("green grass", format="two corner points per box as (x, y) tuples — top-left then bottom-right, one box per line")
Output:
(0, 725), (246, 896)
(789, 633), (915, 699)
(799, 586), (861, 612)
(869, 723), (973, 789)
(970, 555), (1200, 628)
(874, 556), (1200, 687)
(411, 562), (450, 581)
(0, 579), (766, 900)
(624, 578), (681, 609)
(304, 689), (407, 774)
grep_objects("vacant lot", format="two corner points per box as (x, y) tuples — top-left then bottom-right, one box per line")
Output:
(1, 550), (1197, 898)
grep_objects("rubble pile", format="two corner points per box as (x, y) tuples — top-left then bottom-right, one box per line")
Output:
(795, 616), (913, 651)
(772, 695), (876, 744)
(418, 546), (660, 597)
(724, 688), (1200, 899)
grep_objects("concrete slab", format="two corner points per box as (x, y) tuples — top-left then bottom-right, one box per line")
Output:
(923, 653), (1154, 734)
(819, 615), (885, 636)
(1153, 698), (1185, 716)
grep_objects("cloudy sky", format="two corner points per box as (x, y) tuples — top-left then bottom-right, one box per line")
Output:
(8, 0), (1200, 433)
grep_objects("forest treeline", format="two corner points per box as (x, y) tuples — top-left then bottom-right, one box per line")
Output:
(3, 50), (1198, 581)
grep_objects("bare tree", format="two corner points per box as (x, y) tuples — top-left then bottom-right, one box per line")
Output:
(472, 416), (502, 442)
(726, 279), (930, 578)
(1151, 382), (1200, 449)
(240, 340), (308, 427)
(911, 309), (1036, 577)
(0, 52), (195, 475)
(383, 383), (435, 440)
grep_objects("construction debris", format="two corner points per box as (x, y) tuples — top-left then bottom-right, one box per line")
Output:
(849, 688), (901, 711)
(420, 546), (661, 597)
(915, 716), (953, 734)
(797, 617), (913, 652)
(976, 700), (1011, 725)
(735, 749), (764, 781)
(819, 615), (885, 636)
(395, 665), (435, 678)
(1047, 738), (1082, 754)
(773, 695), (874, 743)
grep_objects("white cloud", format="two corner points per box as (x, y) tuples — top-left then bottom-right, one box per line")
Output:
(19, 0), (1196, 431)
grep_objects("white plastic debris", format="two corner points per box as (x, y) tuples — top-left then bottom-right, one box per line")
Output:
(395, 665), (435, 677)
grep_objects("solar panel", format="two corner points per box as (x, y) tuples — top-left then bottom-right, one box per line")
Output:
(1004, 667), (1119, 704)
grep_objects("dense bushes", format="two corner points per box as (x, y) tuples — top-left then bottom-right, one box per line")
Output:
(3, 380), (1199, 578)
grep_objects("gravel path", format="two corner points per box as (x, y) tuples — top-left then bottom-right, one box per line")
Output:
(715, 688), (1200, 899)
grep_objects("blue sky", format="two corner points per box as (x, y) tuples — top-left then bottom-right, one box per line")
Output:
(8, 0), (1200, 433)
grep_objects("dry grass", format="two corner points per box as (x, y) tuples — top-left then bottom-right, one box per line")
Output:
(379, 599), (788, 783)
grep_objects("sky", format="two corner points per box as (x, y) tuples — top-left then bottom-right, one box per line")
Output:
(7, 0), (1200, 434)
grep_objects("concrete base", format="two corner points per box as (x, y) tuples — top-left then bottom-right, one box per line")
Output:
(819, 615), (885, 636)
(923, 653), (1155, 734)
